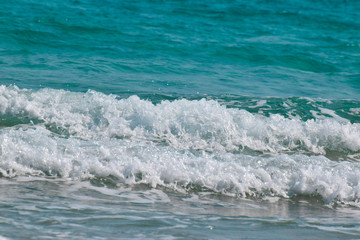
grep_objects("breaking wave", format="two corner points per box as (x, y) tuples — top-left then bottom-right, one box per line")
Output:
(0, 85), (360, 205)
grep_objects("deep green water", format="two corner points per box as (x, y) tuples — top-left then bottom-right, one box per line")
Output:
(0, 0), (360, 239)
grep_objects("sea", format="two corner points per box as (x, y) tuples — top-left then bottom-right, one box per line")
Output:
(0, 0), (359, 239)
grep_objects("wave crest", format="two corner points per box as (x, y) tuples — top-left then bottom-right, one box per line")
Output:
(0, 85), (359, 158)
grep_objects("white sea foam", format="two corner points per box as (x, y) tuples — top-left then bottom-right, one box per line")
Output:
(0, 85), (359, 156)
(0, 86), (360, 204)
(318, 107), (349, 123)
(0, 125), (360, 205)
(350, 108), (360, 115)
(248, 99), (267, 108)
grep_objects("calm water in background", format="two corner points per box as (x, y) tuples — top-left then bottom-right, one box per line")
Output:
(0, 0), (360, 239)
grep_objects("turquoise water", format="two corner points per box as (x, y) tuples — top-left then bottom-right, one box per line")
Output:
(0, 0), (360, 239)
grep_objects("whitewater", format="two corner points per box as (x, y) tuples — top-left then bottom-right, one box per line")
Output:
(1, 0), (360, 239)
(0, 85), (359, 204)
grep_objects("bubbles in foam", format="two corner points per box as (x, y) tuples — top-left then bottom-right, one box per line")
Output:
(0, 125), (360, 205)
(0, 85), (359, 157)
(0, 85), (360, 205)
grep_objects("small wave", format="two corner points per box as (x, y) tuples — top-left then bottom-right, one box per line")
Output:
(0, 86), (360, 205)
(0, 85), (359, 158)
(0, 126), (360, 206)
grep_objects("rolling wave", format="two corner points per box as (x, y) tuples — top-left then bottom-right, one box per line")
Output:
(0, 85), (359, 157)
(0, 85), (360, 205)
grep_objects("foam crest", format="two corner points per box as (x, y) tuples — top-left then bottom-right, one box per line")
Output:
(0, 85), (359, 157)
(0, 126), (360, 205)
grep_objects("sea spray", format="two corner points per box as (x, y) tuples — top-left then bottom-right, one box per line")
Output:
(1, 86), (360, 206)
(0, 86), (359, 157)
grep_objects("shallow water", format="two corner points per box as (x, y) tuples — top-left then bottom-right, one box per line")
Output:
(2, 178), (360, 240)
(0, 0), (360, 239)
